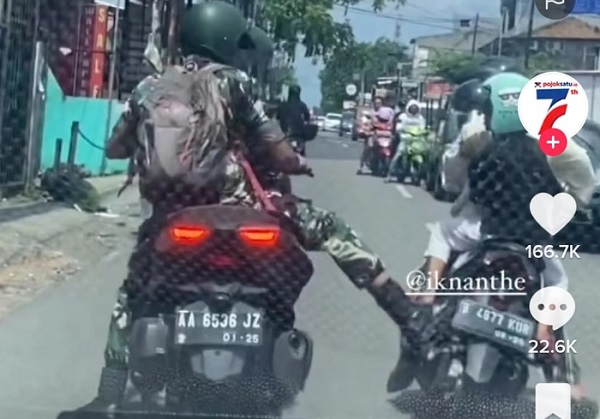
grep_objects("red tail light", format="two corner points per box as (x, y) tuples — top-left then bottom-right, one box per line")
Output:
(238, 226), (280, 248)
(169, 225), (211, 245)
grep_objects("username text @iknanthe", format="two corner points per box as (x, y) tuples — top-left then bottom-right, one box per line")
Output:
(405, 269), (527, 295)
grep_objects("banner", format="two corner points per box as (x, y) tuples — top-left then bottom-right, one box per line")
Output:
(89, 5), (108, 97)
(74, 5), (96, 96)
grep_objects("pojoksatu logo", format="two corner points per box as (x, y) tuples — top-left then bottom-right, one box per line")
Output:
(518, 71), (588, 143)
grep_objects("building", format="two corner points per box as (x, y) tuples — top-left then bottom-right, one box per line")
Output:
(493, 13), (600, 71)
(410, 16), (500, 80)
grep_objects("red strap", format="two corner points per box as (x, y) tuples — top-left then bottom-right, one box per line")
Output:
(236, 153), (277, 212)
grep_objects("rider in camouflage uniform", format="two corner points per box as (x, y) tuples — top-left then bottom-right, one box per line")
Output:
(86, 1), (425, 412)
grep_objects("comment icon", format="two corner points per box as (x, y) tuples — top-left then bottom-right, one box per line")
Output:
(529, 286), (576, 330)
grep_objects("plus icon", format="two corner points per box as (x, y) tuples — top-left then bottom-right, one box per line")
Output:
(547, 135), (560, 149)
(539, 128), (568, 157)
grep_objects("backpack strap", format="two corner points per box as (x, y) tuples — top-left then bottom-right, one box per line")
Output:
(236, 152), (277, 212)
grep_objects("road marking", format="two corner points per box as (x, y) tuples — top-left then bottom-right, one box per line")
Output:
(342, 143), (348, 148)
(105, 250), (121, 262)
(395, 185), (413, 198)
(425, 222), (435, 232)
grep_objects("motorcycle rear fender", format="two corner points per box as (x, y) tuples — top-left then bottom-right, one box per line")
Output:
(272, 329), (313, 391)
(465, 342), (501, 384)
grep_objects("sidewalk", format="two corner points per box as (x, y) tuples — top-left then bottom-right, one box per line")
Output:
(0, 174), (126, 223)
(0, 174), (131, 320)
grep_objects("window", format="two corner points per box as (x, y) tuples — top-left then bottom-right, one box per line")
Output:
(583, 46), (600, 70)
(551, 41), (563, 51)
(531, 40), (539, 51)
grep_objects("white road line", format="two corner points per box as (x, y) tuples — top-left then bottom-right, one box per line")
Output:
(425, 222), (435, 232)
(342, 143), (348, 148)
(395, 184), (413, 198)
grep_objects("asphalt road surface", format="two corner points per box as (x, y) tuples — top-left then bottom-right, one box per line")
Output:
(1, 131), (599, 419)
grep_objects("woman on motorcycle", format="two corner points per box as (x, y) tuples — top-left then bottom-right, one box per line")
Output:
(385, 99), (426, 181)
(357, 98), (394, 174)
(404, 72), (595, 402)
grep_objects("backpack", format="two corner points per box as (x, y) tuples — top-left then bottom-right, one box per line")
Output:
(468, 134), (562, 242)
(134, 63), (233, 202)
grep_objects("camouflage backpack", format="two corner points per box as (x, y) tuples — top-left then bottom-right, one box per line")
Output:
(133, 63), (233, 201)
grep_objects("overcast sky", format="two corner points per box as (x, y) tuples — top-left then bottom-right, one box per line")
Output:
(297, 0), (502, 107)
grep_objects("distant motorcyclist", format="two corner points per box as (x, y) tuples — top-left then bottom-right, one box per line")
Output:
(385, 99), (426, 181)
(389, 73), (595, 405)
(357, 97), (395, 174)
(277, 84), (310, 155)
(84, 1), (429, 413)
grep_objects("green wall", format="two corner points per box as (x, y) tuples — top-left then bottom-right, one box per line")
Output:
(41, 69), (127, 175)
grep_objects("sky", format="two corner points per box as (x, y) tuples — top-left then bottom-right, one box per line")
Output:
(296, 0), (502, 107)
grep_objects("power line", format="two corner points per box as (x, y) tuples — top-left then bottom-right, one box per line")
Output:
(336, 5), (498, 34)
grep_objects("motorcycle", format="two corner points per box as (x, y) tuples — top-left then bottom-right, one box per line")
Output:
(367, 122), (394, 177)
(394, 127), (430, 185)
(388, 238), (587, 419)
(60, 205), (314, 418)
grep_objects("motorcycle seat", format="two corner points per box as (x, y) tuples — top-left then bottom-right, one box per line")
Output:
(481, 237), (545, 272)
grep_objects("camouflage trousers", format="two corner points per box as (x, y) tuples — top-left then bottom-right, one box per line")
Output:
(104, 157), (383, 366)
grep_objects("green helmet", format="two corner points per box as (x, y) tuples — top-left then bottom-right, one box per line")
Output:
(180, 1), (252, 65)
(481, 72), (529, 135)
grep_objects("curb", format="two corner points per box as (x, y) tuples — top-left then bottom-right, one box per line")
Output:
(0, 181), (123, 224)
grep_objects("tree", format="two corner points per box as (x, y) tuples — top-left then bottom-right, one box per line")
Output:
(427, 51), (574, 84)
(319, 37), (407, 112)
(259, 0), (406, 61)
(427, 52), (487, 84)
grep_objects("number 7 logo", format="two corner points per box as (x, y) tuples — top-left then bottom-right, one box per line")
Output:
(536, 88), (569, 135)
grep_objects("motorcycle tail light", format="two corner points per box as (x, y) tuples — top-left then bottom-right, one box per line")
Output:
(169, 225), (211, 245)
(238, 226), (280, 248)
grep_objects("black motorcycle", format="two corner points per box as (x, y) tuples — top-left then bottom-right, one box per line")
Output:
(60, 205), (315, 418)
(389, 238), (594, 419)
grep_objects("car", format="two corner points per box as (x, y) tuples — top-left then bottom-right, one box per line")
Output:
(339, 112), (354, 137)
(323, 113), (342, 132)
(571, 119), (600, 224)
(316, 116), (326, 130)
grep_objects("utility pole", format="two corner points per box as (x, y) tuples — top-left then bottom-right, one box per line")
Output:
(524, 0), (535, 69)
(471, 13), (480, 55)
(498, 7), (506, 56)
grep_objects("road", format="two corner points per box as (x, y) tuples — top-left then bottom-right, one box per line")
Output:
(0, 131), (599, 419)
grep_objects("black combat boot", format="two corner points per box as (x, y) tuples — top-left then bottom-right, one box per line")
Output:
(387, 337), (419, 392)
(79, 366), (128, 413)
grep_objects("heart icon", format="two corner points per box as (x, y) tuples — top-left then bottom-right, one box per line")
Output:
(529, 192), (577, 236)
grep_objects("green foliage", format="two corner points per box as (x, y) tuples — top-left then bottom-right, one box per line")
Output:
(261, 0), (405, 61)
(319, 37), (407, 112)
(427, 52), (486, 84)
(428, 51), (574, 83)
(526, 51), (574, 76)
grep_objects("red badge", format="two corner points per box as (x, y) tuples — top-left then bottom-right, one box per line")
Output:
(539, 128), (568, 157)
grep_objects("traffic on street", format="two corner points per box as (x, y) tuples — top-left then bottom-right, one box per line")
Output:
(0, 134), (598, 419)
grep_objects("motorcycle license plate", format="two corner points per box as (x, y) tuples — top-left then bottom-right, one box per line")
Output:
(451, 300), (535, 354)
(174, 310), (264, 346)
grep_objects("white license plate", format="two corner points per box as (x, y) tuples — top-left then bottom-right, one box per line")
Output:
(175, 311), (264, 346)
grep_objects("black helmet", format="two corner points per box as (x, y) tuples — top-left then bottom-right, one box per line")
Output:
(451, 78), (490, 114)
(289, 85), (301, 98)
(180, 1), (253, 65)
